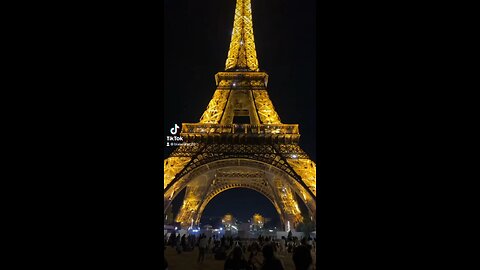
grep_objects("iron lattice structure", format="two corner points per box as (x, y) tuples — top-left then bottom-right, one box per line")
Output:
(164, 0), (316, 230)
(225, 0), (259, 71)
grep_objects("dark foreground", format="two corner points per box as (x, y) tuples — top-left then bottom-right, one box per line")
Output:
(164, 245), (316, 270)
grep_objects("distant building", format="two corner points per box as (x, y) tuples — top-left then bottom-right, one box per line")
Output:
(222, 213), (235, 228)
(222, 213), (238, 235)
(251, 213), (265, 231)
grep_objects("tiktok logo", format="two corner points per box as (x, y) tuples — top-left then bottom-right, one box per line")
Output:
(166, 124), (182, 147)
(170, 124), (180, 135)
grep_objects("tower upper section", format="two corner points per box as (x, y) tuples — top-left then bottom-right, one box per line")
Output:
(180, 0), (300, 144)
(225, 0), (259, 71)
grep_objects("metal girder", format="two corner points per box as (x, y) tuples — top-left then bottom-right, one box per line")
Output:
(286, 159), (317, 197)
(199, 90), (230, 124)
(164, 157), (191, 189)
(252, 90), (282, 124)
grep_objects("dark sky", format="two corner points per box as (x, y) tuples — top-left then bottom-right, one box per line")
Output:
(164, 0), (316, 222)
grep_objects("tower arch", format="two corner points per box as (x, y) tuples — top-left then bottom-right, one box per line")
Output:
(164, 158), (315, 230)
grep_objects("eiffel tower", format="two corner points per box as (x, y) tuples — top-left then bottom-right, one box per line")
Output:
(164, 0), (316, 231)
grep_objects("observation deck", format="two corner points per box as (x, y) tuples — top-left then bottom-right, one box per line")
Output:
(180, 123), (300, 144)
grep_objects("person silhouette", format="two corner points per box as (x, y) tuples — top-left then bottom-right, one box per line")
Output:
(261, 244), (285, 270)
(181, 234), (186, 251)
(198, 235), (208, 263)
(292, 240), (313, 270)
(248, 241), (262, 270)
(175, 234), (182, 254)
(224, 246), (249, 270)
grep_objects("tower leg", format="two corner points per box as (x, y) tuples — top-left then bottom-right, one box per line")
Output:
(175, 184), (209, 229)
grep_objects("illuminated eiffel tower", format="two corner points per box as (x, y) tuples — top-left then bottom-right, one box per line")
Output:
(164, 0), (316, 231)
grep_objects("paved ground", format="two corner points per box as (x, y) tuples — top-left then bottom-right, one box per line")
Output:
(164, 246), (316, 270)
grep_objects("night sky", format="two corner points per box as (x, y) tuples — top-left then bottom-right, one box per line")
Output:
(164, 0), (316, 223)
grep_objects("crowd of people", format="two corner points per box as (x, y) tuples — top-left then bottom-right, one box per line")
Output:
(164, 232), (316, 270)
